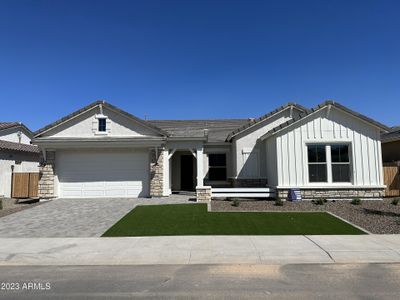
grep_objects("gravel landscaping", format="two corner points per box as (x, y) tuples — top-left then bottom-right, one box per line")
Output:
(0, 198), (41, 218)
(211, 198), (400, 234)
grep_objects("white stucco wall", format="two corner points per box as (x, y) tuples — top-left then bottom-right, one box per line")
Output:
(0, 152), (39, 197)
(266, 106), (384, 188)
(232, 108), (303, 179)
(40, 106), (158, 138)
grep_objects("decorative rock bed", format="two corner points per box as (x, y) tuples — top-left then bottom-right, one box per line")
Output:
(211, 198), (400, 234)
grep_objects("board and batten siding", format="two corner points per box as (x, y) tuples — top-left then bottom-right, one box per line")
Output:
(266, 107), (384, 188)
(233, 108), (303, 179)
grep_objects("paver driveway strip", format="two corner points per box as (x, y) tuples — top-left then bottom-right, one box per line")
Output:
(0, 196), (191, 237)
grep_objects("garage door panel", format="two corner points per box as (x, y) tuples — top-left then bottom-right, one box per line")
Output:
(57, 150), (149, 198)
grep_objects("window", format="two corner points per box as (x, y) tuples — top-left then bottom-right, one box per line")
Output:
(308, 145), (327, 182)
(98, 118), (107, 132)
(307, 144), (351, 184)
(331, 144), (350, 182)
(208, 153), (227, 181)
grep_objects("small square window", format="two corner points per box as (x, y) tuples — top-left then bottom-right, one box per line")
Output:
(98, 118), (107, 132)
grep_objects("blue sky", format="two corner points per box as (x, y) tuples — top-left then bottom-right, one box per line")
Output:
(0, 0), (399, 131)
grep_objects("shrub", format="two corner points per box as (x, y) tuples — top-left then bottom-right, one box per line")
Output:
(274, 198), (283, 206)
(312, 198), (326, 205)
(391, 198), (400, 206)
(232, 199), (240, 207)
(351, 198), (361, 205)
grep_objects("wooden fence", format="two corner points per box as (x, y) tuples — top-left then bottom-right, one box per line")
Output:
(11, 173), (39, 198)
(383, 163), (400, 197)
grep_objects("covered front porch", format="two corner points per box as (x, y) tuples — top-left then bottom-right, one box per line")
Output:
(162, 140), (206, 195)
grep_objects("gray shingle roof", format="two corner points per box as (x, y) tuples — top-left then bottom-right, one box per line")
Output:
(0, 122), (33, 136)
(34, 101), (169, 137)
(148, 119), (249, 142)
(381, 126), (400, 142)
(0, 122), (20, 130)
(225, 102), (309, 141)
(0, 139), (40, 154)
(262, 100), (390, 139)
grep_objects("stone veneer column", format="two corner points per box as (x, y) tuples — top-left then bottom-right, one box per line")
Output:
(196, 186), (212, 202)
(277, 188), (385, 200)
(38, 150), (56, 199)
(150, 148), (164, 197)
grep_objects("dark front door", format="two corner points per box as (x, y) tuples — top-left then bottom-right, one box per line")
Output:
(181, 155), (194, 191)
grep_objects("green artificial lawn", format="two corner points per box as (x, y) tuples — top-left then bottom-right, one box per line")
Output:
(102, 204), (366, 236)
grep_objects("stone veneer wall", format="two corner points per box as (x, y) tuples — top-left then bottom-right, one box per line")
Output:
(196, 186), (212, 202)
(38, 150), (56, 198)
(150, 148), (164, 197)
(277, 188), (385, 200)
(229, 178), (268, 188)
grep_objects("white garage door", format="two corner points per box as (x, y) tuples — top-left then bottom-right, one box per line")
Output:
(57, 149), (149, 198)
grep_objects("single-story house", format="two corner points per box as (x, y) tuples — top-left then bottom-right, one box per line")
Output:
(32, 100), (389, 200)
(0, 122), (40, 198)
(381, 126), (400, 163)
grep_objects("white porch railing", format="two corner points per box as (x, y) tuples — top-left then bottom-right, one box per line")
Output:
(211, 187), (276, 199)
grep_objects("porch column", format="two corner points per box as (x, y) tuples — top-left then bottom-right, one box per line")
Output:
(196, 147), (204, 188)
(150, 147), (164, 197)
(162, 148), (171, 196)
(38, 150), (56, 199)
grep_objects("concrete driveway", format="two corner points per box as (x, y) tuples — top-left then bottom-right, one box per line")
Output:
(0, 196), (191, 238)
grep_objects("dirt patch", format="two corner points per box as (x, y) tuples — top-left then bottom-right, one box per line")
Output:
(211, 198), (400, 234)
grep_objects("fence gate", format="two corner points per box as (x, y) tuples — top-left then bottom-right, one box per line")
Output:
(383, 164), (400, 197)
(11, 173), (39, 198)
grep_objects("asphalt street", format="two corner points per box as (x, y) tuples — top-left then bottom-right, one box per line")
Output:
(0, 264), (400, 299)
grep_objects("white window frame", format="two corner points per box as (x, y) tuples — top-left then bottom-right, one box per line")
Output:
(307, 144), (328, 183)
(93, 114), (110, 135)
(306, 143), (353, 186)
(330, 144), (352, 183)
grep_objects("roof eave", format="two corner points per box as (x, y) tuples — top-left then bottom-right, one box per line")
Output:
(260, 101), (390, 141)
(34, 100), (169, 138)
(225, 103), (309, 141)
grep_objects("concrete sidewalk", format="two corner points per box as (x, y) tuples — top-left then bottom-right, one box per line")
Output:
(1, 235), (400, 266)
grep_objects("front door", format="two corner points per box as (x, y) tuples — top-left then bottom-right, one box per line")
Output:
(181, 155), (194, 191)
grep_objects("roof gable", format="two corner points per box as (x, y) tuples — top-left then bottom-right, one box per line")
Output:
(0, 122), (33, 137)
(226, 103), (309, 141)
(261, 100), (390, 140)
(34, 101), (168, 138)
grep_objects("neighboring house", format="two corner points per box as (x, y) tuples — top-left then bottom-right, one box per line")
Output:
(381, 126), (400, 163)
(32, 100), (389, 200)
(0, 122), (40, 198)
